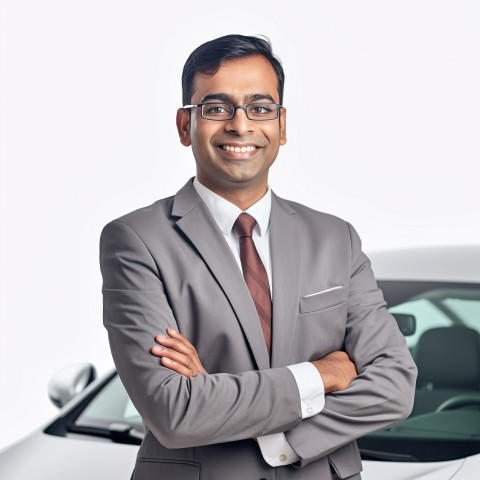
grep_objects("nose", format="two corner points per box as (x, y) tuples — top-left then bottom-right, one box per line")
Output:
(223, 106), (254, 136)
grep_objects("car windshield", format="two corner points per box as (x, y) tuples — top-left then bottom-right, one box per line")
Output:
(74, 373), (143, 435)
(73, 280), (480, 462)
(358, 280), (480, 462)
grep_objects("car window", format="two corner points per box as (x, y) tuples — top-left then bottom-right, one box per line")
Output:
(442, 297), (480, 333)
(74, 374), (142, 431)
(358, 282), (480, 462)
(389, 299), (451, 348)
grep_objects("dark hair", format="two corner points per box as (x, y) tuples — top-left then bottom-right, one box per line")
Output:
(181, 34), (285, 106)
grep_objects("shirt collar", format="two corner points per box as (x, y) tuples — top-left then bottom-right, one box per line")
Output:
(193, 177), (271, 237)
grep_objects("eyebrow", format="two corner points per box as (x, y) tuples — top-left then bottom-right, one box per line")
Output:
(200, 93), (277, 104)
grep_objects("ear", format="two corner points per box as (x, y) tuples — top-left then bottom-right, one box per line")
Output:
(176, 108), (192, 146)
(279, 107), (287, 145)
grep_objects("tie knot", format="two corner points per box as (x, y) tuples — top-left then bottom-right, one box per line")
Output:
(233, 213), (257, 238)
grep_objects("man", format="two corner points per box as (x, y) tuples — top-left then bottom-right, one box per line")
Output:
(100, 34), (417, 480)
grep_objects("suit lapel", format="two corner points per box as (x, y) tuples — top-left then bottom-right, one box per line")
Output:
(269, 193), (302, 368)
(172, 180), (270, 370)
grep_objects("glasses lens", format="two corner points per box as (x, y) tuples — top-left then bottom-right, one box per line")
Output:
(202, 103), (234, 120)
(246, 103), (278, 120)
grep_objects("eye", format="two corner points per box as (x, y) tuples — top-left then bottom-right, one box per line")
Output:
(203, 103), (232, 115)
(249, 104), (275, 115)
(209, 106), (226, 113)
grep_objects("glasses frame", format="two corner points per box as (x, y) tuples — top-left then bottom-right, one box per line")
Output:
(182, 102), (283, 121)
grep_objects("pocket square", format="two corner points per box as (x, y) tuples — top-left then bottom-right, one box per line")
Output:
(299, 285), (347, 314)
(303, 285), (344, 298)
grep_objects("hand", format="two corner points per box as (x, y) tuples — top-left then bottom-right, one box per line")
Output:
(151, 330), (260, 442)
(311, 351), (357, 394)
(151, 327), (208, 377)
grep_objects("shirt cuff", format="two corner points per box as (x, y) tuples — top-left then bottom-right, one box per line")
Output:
(286, 362), (325, 418)
(257, 433), (300, 466)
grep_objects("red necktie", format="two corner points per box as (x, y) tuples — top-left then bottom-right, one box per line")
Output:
(233, 213), (272, 356)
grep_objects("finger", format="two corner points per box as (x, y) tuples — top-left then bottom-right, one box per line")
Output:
(151, 346), (198, 373)
(151, 346), (198, 376)
(164, 329), (207, 373)
(155, 332), (208, 374)
(168, 349), (202, 376)
(155, 338), (206, 374)
(155, 335), (195, 356)
(155, 329), (198, 356)
(160, 356), (194, 377)
(166, 328), (198, 350)
(150, 345), (164, 358)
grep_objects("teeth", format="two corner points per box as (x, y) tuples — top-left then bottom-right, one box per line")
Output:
(222, 145), (257, 152)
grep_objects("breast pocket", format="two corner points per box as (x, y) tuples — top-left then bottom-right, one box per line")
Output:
(299, 286), (347, 314)
(293, 286), (348, 362)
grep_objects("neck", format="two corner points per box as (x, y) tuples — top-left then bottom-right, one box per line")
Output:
(196, 177), (268, 211)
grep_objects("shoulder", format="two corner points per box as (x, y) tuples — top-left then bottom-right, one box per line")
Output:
(272, 194), (368, 275)
(118, 195), (175, 228)
(273, 193), (351, 231)
(101, 194), (176, 244)
(272, 193), (363, 253)
(102, 178), (201, 237)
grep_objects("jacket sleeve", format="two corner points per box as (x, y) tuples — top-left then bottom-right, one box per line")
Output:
(100, 219), (302, 449)
(284, 222), (418, 467)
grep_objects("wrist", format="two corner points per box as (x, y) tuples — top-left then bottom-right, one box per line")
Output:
(310, 362), (336, 393)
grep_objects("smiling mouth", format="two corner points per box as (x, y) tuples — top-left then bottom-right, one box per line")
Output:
(220, 144), (260, 153)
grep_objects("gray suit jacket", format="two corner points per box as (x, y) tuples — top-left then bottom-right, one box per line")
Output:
(100, 178), (417, 480)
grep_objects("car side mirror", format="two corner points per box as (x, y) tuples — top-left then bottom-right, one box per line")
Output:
(48, 363), (97, 408)
(392, 313), (416, 336)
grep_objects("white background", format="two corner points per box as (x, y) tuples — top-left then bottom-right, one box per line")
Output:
(0, 0), (479, 450)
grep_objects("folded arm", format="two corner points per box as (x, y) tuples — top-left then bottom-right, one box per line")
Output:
(283, 223), (418, 467)
(148, 224), (416, 468)
(100, 219), (302, 449)
(152, 325), (358, 466)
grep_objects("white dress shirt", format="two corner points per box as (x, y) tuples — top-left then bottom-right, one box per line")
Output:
(193, 178), (325, 467)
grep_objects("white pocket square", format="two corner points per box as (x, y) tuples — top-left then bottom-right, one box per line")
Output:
(303, 285), (344, 298)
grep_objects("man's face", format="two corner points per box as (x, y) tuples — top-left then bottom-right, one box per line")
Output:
(177, 54), (286, 195)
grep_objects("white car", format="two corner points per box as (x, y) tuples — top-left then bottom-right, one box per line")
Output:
(362, 245), (480, 479)
(1, 245), (479, 480)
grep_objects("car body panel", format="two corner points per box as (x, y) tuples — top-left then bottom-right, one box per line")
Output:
(368, 245), (480, 283)
(455, 453), (480, 478)
(0, 428), (471, 480)
(362, 458), (465, 480)
(0, 428), (137, 479)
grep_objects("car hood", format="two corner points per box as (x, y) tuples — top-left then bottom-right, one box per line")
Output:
(0, 429), (469, 480)
(362, 458), (465, 479)
(0, 429), (138, 480)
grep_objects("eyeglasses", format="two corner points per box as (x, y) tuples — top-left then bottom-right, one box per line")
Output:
(182, 103), (283, 121)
